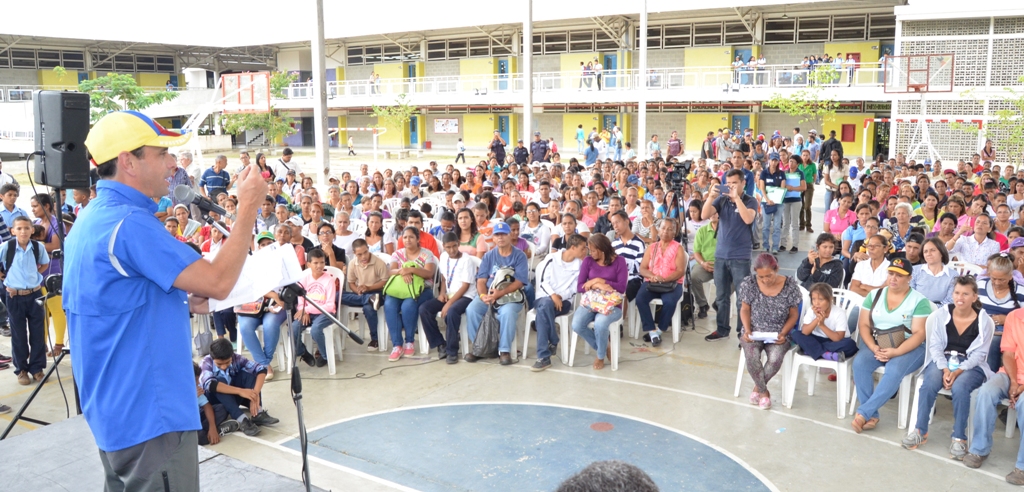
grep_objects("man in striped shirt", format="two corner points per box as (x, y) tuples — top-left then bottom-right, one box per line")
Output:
(610, 210), (645, 301)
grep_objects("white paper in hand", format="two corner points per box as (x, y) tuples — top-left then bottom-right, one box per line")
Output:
(208, 244), (305, 311)
(751, 331), (780, 343)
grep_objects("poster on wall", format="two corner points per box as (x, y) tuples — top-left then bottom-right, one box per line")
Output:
(434, 118), (459, 134)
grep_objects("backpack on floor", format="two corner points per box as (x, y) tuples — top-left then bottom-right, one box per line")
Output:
(472, 304), (501, 359)
(678, 291), (694, 326)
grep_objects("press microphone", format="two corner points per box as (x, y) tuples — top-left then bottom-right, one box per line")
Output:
(173, 185), (226, 216)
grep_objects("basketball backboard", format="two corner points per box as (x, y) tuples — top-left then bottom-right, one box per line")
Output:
(220, 72), (271, 113)
(884, 54), (954, 93)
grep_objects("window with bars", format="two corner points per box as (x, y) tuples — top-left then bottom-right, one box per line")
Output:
(469, 38), (490, 57)
(595, 31), (619, 50)
(832, 15), (867, 40)
(868, 14), (896, 39)
(426, 41), (445, 61)
(544, 32), (567, 54)
(364, 46), (383, 64)
(569, 31), (594, 52)
(663, 25), (692, 48)
(11, 49), (35, 68)
(62, 51), (85, 70)
(764, 19), (796, 44)
(797, 17), (831, 42)
(0, 51), (9, 68)
(347, 46), (364, 65)
(724, 21), (753, 44)
(693, 22), (723, 46)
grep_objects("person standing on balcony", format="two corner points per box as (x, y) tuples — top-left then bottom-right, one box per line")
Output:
(666, 131), (682, 159)
(757, 53), (767, 85)
(844, 54), (857, 86)
(530, 132), (551, 164)
(732, 56), (744, 84)
(578, 62), (590, 90)
(593, 58), (604, 91)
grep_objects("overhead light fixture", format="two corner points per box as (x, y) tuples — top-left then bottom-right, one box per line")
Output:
(782, 13), (789, 19)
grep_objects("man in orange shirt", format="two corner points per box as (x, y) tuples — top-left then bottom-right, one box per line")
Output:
(965, 308), (1024, 484)
(396, 210), (440, 258)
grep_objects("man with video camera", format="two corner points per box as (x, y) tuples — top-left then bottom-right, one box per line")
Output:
(65, 111), (267, 490)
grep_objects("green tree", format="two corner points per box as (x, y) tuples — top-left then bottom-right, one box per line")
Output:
(372, 93), (418, 148)
(764, 64), (841, 135)
(78, 73), (179, 123)
(953, 76), (1024, 166)
(221, 71), (298, 146)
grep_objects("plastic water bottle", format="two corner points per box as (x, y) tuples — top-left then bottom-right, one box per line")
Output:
(947, 351), (961, 371)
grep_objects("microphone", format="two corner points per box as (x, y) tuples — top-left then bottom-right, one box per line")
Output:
(173, 185), (226, 216)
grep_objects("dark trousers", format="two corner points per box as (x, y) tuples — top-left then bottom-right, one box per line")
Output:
(213, 308), (237, 342)
(714, 259), (751, 337)
(418, 296), (472, 357)
(341, 290), (381, 342)
(455, 153), (465, 164)
(205, 369), (259, 420)
(9, 291), (45, 375)
(790, 330), (859, 360)
(198, 403), (228, 445)
(0, 287), (9, 326)
(990, 334), (1003, 373)
(635, 282), (684, 332)
(535, 297), (573, 359)
(800, 182), (815, 229)
(625, 278), (642, 302)
(100, 431), (199, 492)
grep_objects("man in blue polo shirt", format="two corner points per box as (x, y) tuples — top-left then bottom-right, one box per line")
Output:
(199, 154), (231, 199)
(702, 169), (757, 342)
(66, 111), (266, 490)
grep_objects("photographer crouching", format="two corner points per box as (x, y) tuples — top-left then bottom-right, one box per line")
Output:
(64, 111), (267, 490)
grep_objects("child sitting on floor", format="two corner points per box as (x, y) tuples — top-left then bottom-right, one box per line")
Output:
(200, 338), (279, 437)
(195, 362), (235, 445)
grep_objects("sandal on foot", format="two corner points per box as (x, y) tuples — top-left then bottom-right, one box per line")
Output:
(852, 414), (867, 434)
(863, 418), (879, 430)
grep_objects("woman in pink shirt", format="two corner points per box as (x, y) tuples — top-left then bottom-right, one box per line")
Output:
(580, 191), (605, 229)
(823, 193), (857, 237)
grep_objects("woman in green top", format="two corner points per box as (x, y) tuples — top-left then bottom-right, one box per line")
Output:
(851, 256), (932, 433)
(799, 149), (817, 233)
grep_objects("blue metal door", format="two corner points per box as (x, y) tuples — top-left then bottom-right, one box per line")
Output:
(602, 115), (617, 133)
(498, 116), (510, 145)
(734, 49), (752, 84)
(603, 54), (617, 88)
(409, 116), (419, 146)
(731, 115), (750, 136)
(168, 75), (179, 87)
(407, 64), (416, 78)
(498, 59), (509, 91)
(78, 72), (90, 83)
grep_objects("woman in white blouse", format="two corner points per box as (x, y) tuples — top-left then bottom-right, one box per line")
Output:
(849, 234), (891, 297)
(945, 214), (1001, 267)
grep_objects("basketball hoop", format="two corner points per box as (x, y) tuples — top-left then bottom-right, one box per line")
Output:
(884, 54), (954, 94)
(220, 72), (271, 114)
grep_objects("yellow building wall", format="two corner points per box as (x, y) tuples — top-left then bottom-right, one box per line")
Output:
(135, 73), (173, 88)
(684, 47), (732, 68)
(821, 113), (875, 160)
(334, 115), (348, 145)
(459, 58), (497, 91)
(415, 114), (426, 149)
(507, 113), (519, 147)
(685, 113), (730, 154)
(376, 116), (409, 148)
(373, 63), (405, 80)
(334, 67), (345, 82)
(561, 53), (599, 90)
(463, 114), (498, 150)
(823, 42), (880, 62)
(38, 69), (78, 90)
(562, 113), (601, 154)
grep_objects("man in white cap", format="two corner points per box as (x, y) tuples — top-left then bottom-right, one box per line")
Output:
(66, 111), (267, 490)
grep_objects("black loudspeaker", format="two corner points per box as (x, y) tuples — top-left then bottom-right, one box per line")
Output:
(33, 91), (91, 189)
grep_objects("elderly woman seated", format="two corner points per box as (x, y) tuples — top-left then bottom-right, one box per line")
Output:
(739, 253), (802, 410)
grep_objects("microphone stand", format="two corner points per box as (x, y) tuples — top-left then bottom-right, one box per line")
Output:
(200, 211), (232, 239)
(278, 283), (364, 492)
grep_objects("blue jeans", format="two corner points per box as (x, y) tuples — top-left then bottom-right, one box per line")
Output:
(634, 282), (683, 333)
(524, 282), (536, 311)
(913, 360), (986, 439)
(237, 311), (288, 367)
(761, 207), (783, 252)
(418, 296), (473, 357)
(341, 291), (381, 342)
(852, 341), (926, 420)
(970, 373), (1024, 467)
(384, 290), (435, 347)
(572, 305), (623, 360)
(213, 308), (237, 342)
(292, 313), (335, 359)
(205, 369), (259, 420)
(823, 189), (835, 211)
(466, 298), (523, 354)
(790, 331), (858, 360)
(714, 259), (752, 336)
(534, 297), (573, 360)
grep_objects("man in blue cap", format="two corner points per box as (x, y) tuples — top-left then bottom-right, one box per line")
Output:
(66, 111), (268, 490)
(464, 221), (529, 365)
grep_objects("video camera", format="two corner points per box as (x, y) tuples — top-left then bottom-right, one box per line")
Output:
(664, 159), (693, 193)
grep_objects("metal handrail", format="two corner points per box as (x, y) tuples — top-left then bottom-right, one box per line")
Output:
(274, 62), (888, 100)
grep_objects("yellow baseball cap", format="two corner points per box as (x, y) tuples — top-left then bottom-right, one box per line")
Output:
(85, 111), (191, 166)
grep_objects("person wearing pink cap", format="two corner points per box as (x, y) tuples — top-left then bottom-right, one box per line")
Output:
(66, 111), (267, 489)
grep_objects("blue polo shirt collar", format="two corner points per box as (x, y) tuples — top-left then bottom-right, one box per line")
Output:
(96, 180), (159, 214)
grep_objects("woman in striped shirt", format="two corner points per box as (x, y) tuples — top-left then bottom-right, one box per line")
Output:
(977, 253), (1024, 373)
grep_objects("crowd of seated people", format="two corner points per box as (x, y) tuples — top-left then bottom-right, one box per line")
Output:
(137, 140), (1024, 482)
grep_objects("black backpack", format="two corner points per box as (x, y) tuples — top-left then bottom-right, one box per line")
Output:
(2, 238), (42, 274)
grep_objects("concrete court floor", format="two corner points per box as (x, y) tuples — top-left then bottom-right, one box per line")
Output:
(0, 157), (1020, 491)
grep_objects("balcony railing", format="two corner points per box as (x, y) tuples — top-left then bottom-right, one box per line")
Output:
(0, 84), (187, 104)
(277, 63), (886, 101)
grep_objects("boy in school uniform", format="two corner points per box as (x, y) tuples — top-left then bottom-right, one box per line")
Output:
(0, 216), (49, 385)
(199, 338), (279, 437)
(194, 362), (237, 445)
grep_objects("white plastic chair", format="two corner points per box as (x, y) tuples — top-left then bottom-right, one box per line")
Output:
(382, 197), (402, 214)
(339, 252), (393, 353)
(785, 289), (864, 418)
(629, 293), (682, 344)
(285, 266), (346, 375)
(950, 261), (983, 277)
(734, 286), (810, 401)
(568, 298), (628, 371)
(347, 220), (367, 236)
